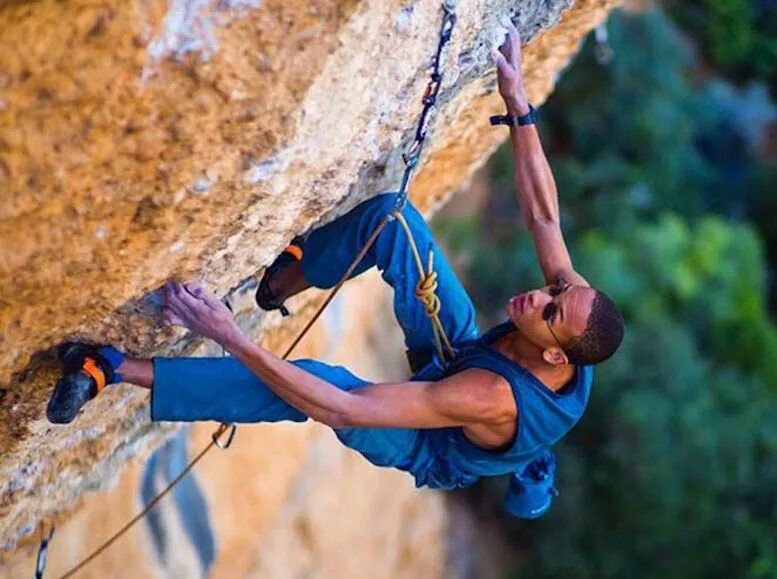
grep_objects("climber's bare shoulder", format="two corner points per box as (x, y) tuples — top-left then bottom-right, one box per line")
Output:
(450, 368), (518, 450)
(343, 368), (517, 448)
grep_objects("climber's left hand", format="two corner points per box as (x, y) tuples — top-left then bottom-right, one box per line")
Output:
(162, 281), (241, 346)
(491, 20), (529, 115)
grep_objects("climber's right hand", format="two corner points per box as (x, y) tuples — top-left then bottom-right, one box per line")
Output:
(162, 281), (242, 347)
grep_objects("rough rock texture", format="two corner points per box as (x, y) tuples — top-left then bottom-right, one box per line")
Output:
(2, 274), (449, 578)
(0, 0), (617, 571)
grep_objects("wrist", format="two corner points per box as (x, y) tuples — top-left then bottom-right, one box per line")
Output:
(503, 93), (530, 116)
(220, 326), (251, 355)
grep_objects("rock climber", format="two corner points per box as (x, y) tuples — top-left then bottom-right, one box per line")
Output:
(47, 24), (624, 517)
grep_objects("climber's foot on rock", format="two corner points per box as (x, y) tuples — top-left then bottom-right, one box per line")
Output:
(46, 343), (121, 424)
(256, 237), (311, 316)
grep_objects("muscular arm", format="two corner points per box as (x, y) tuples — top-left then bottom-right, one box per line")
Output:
(493, 24), (588, 288)
(226, 332), (515, 430)
(162, 281), (516, 431)
(508, 119), (586, 286)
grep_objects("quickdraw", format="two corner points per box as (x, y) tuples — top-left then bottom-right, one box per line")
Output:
(394, 0), (457, 214)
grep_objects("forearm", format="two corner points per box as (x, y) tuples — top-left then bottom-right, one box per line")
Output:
(505, 94), (560, 229)
(159, 280), (506, 431)
(223, 333), (351, 426)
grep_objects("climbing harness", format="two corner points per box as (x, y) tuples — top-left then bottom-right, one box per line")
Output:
(53, 3), (457, 577)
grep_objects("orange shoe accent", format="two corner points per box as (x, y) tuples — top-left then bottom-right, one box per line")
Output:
(81, 357), (107, 393)
(284, 244), (303, 261)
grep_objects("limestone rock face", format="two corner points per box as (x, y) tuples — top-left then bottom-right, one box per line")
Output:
(0, 0), (616, 574)
(1, 274), (450, 578)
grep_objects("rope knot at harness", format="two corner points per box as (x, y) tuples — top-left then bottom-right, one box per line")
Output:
(392, 211), (456, 363)
(415, 254), (441, 318)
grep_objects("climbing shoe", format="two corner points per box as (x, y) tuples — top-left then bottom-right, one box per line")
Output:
(255, 236), (305, 317)
(46, 343), (119, 424)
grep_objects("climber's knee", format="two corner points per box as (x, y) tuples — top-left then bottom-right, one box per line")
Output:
(362, 192), (398, 214)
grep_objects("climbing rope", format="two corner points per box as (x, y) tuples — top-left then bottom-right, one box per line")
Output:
(282, 208), (456, 370)
(287, 0), (458, 365)
(53, 3), (456, 577)
(57, 424), (234, 579)
(393, 210), (456, 362)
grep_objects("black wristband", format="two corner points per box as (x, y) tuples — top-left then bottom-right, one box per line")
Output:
(489, 104), (537, 127)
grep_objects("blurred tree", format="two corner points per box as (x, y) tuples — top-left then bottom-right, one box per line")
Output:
(577, 215), (777, 389)
(433, 8), (777, 578)
(522, 315), (777, 579)
(439, 214), (777, 578)
(538, 10), (776, 232)
(666, 0), (777, 97)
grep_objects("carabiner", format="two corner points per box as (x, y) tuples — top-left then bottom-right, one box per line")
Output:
(212, 422), (237, 450)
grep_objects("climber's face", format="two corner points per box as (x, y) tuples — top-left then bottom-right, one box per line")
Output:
(505, 278), (594, 365)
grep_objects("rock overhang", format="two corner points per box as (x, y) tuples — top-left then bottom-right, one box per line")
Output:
(0, 0), (618, 554)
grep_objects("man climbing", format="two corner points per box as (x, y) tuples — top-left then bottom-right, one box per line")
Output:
(47, 24), (624, 517)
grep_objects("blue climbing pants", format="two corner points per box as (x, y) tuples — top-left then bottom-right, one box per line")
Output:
(151, 194), (480, 465)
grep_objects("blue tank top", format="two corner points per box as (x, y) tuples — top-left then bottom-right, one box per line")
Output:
(408, 321), (594, 490)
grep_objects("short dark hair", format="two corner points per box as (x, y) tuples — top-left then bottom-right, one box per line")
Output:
(565, 290), (624, 365)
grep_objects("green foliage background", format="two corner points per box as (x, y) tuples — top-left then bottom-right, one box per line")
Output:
(433, 9), (777, 578)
